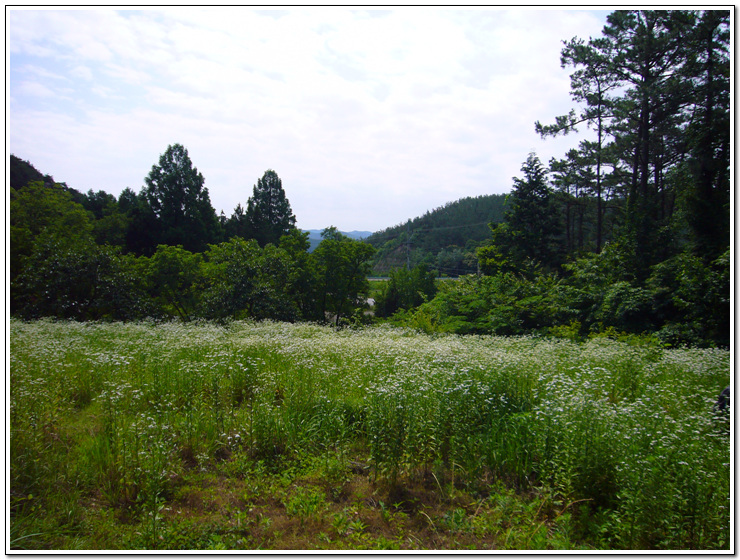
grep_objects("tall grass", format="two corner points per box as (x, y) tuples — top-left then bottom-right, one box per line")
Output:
(10, 319), (730, 549)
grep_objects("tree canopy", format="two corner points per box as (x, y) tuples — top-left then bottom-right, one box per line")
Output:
(244, 170), (297, 247)
(144, 143), (220, 253)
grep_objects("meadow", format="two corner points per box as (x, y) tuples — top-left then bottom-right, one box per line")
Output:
(9, 318), (731, 550)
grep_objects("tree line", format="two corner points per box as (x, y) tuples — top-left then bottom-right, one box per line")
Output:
(10, 146), (375, 324)
(10, 10), (730, 347)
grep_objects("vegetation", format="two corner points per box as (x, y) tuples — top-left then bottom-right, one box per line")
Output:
(374, 265), (438, 318)
(143, 143), (220, 253)
(11, 220), (374, 326)
(10, 320), (730, 550)
(10, 13), (729, 347)
(9, 9), (731, 551)
(393, 246), (729, 348)
(10, 152), (374, 325)
(420, 9), (730, 348)
(245, 170), (298, 248)
(365, 194), (507, 276)
(530, 10), (730, 271)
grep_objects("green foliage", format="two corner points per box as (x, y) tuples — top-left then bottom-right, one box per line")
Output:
(10, 154), (51, 190)
(10, 181), (94, 283)
(9, 181), (141, 319)
(143, 144), (220, 253)
(374, 265), (437, 318)
(244, 170), (297, 247)
(366, 194), (507, 275)
(199, 237), (297, 321)
(548, 321), (583, 342)
(682, 11), (731, 263)
(284, 486), (327, 521)
(279, 229), (323, 321)
(647, 249), (730, 347)
(477, 223), (517, 276)
(595, 282), (654, 334)
(81, 189), (131, 247)
(409, 238), (729, 347)
(312, 227), (376, 325)
(116, 187), (160, 256)
(14, 237), (152, 321)
(407, 273), (572, 337)
(146, 245), (204, 321)
(505, 153), (561, 269)
(538, 10), (730, 278)
(478, 155), (562, 276)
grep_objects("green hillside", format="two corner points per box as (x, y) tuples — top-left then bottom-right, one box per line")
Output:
(365, 193), (507, 276)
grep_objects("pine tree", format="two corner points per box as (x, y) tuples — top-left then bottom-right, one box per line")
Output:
(601, 10), (697, 275)
(143, 144), (219, 253)
(245, 170), (297, 247)
(536, 35), (619, 253)
(506, 153), (561, 269)
(478, 154), (561, 275)
(683, 10), (731, 262)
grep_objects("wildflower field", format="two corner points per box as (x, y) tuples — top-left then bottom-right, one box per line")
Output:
(9, 318), (731, 551)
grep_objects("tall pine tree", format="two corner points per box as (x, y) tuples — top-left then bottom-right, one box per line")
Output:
(245, 170), (297, 247)
(143, 144), (220, 253)
(536, 35), (619, 253)
(683, 10), (731, 262)
(478, 154), (561, 275)
(601, 11), (697, 275)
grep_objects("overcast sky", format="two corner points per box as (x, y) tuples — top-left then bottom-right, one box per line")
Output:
(8, 7), (610, 232)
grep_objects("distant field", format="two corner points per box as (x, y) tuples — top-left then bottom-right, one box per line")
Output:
(10, 319), (730, 550)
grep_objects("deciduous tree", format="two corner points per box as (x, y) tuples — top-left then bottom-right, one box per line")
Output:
(10, 181), (93, 284)
(312, 227), (376, 325)
(146, 245), (203, 321)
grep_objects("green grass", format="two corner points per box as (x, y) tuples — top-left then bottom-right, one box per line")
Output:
(10, 318), (731, 550)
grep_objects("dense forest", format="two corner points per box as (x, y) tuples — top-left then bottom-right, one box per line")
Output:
(9, 10), (730, 347)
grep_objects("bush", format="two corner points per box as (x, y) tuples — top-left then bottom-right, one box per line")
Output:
(14, 236), (153, 321)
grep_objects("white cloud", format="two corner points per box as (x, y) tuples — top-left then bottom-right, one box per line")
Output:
(14, 81), (58, 98)
(8, 7), (609, 231)
(19, 64), (68, 82)
(70, 65), (94, 81)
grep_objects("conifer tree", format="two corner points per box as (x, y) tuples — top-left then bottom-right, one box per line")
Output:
(143, 143), (219, 253)
(245, 170), (297, 247)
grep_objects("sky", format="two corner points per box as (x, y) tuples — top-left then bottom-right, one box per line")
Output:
(7, 7), (611, 232)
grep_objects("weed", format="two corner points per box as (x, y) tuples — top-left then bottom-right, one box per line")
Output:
(9, 319), (730, 550)
(284, 485), (326, 523)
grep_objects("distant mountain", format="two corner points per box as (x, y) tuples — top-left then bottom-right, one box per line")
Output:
(303, 229), (372, 240)
(302, 229), (373, 252)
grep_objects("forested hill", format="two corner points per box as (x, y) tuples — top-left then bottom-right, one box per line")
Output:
(365, 193), (507, 276)
(10, 154), (56, 191)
